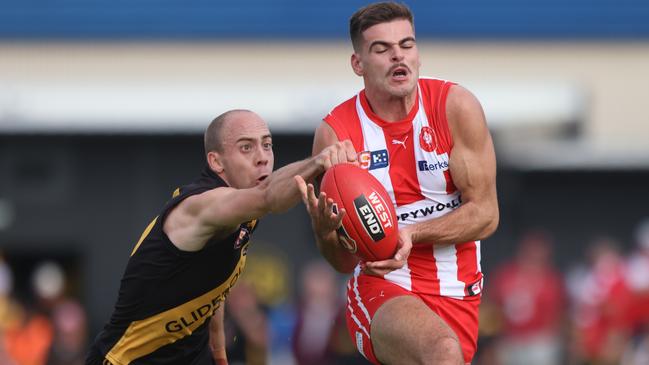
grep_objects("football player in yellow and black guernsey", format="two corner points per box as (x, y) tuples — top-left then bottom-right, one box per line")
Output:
(86, 110), (358, 365)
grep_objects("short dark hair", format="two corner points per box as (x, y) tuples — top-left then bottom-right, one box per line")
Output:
(349, 2), (414, 52)
(204, 109), (251, 154)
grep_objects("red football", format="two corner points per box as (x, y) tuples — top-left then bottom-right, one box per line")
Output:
(320, 164), (399, 261)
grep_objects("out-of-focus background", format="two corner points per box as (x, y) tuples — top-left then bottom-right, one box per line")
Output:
(1, 1), (649, 364)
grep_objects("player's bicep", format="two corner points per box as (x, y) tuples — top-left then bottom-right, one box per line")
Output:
(447, 86), (497, 208)
(196, 187), (268, 228)
(313, 122), (340, 156)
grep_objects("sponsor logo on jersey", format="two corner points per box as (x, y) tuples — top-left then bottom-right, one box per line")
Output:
(419, 126), (437, 152)
(417, 160), (448, 172)
(165, 263), (244, 333)
(332, 203), (357, 253)
(353, 191), (393, 242)
(396, 196), (462, 222)
(358, 149), (389, 170)
(391, 135), (408, 149)
(164, 298), (223, 333)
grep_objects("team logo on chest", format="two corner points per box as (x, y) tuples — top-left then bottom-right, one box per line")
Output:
(419, 126), (438, 152)
(234, 227), (250, 250)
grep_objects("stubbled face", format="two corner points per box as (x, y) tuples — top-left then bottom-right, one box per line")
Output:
(352, 19), (421, 99)
(209, 111), (274, 189)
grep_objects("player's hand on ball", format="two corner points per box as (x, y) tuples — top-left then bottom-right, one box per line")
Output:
(315, 140), (358, 170)
(362, 225), (412, 276)
(295, 176), (345, 236)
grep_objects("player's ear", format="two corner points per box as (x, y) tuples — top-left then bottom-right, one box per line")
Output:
(207, 151), (225, 174)
(351, 53), (364, 76)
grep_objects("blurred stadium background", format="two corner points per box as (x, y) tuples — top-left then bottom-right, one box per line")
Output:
(1, 1), (649, 364)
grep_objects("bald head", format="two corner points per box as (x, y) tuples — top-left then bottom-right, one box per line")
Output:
(204, 109), (256, 155)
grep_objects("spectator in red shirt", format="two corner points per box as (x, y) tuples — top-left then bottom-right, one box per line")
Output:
(490, 230), (566, 365)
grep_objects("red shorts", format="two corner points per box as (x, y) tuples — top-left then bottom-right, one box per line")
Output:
(345, 272), (480, 364)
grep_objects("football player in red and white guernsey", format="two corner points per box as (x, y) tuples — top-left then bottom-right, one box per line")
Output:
(296, 2), (499, 364)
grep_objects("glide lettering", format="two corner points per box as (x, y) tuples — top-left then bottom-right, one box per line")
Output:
(164, 264), (243, 333)
(165, 298), (223, 333)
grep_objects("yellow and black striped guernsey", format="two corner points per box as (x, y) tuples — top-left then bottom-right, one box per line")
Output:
(87, 167), (258, 365)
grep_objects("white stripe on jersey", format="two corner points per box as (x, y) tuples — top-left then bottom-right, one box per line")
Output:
(354, 95), (397, 204)
(383, 261), (412, 291)
(434, 244), (465, 299)
(347, 300), (370, 338)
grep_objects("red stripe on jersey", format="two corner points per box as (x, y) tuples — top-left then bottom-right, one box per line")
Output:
(443, 170), (457, 194)
(408, 246), (440, 295)
(323, 95), (365, 151)
(420, 79), (455, 152)
(384, 127), (425, 205)
(455, 241), (480, 291)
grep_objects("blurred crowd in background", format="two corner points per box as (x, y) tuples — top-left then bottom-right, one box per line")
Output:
(2, 218), (649, 365)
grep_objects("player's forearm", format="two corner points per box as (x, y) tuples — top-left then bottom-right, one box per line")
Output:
(265, 157), (324, 213)
(410, 199), (499, 245)
(209, 307), (228, 364)
(315, 231), (358, 273)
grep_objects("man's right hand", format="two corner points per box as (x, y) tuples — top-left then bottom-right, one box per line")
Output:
(295, 176), (345, 238)
(362, 225), (412, 277)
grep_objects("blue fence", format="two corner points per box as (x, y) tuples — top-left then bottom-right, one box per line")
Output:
(1, 0), (648, 39)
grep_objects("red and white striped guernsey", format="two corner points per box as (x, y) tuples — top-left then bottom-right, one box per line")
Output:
(324, 78), (482, 300)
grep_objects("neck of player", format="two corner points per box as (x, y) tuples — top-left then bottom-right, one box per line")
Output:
(365, 88), (417, 122)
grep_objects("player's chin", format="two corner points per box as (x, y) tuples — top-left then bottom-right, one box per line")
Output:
(388, 83), (415, 97)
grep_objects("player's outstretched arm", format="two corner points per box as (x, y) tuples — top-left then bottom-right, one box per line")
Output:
(165, 141), (357, 251)
(408, 84), (499, 246)
(264, 139), (358, 215)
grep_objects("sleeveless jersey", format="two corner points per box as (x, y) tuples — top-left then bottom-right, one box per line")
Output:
(88, 167), (258, 365)
(324, 78), (482, 300)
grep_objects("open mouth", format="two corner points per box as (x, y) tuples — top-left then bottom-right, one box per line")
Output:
(257, 175), (269, 183)
(390, 65), (409, 80)
(393, 68), (407, 77)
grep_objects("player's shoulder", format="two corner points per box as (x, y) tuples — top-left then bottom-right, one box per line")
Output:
(326, 92), (360, 121)
(418, 76), (456, 92)
(418, 77), (460, 114)
(444, 83), (489, 145)
(322, 91), (362, 140)
(445, 83), (483, 118)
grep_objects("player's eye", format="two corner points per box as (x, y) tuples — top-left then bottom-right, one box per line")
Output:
(240, 144), (252, 152)
(263, 142), (273, 150)
(401, 40), (415, 48)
